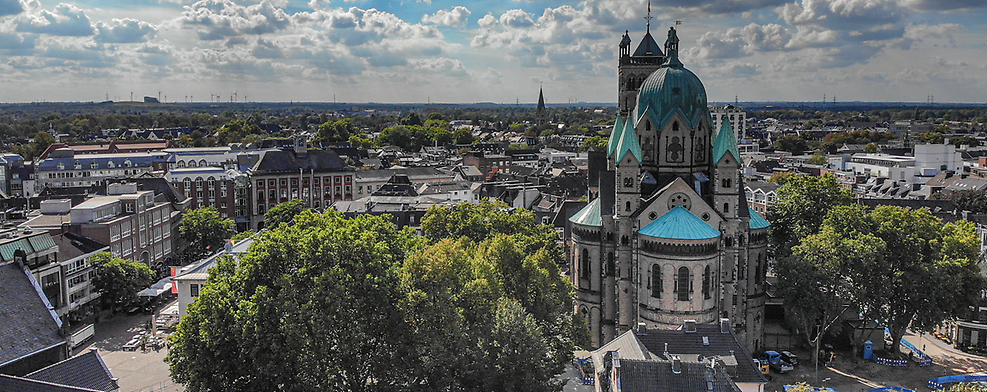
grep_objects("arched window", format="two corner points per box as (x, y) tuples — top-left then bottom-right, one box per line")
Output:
(756, 253), (764, 284)
(703, 265), (711, 300)
(207, 177), (215, 188)
(188, 160), (197, 168)
(723, 203), (729, 213)
(177, 160), (186, 168)
(108, 161), (117, 168)
(651, 266), (661, 298)
(625, 201), (631, 212)
(579, 248), (590, 280)
(196, 177), (203, 189)
(676, 267), (691, 301)
(74, 161), (82, 170)
(621, 235), (628, 246)
(183, 178), (191, 190)
(673, 122), (679, 132)
(199, 159), (207, 167)
(124, 160), (132, 168)
(90, 162), (98, 169)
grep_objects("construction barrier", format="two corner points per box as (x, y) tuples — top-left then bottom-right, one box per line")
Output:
(928, 375), (987, 390)
(574, 357), (594, 385)
(873, 356), (908, 367)
(899, 338), (933, 366)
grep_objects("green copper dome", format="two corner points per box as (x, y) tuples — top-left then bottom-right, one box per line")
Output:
(569, 198), (602, 227)
(638, 206), (721, 240)
(633, 27), (710, 133)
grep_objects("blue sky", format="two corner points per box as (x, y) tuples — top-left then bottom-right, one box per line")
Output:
(0, 0), (984, 104)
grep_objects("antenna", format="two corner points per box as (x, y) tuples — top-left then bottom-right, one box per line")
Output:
(234, 89), (238, 103)
(243, 95), (248, 103)
(158, 91), (161, 102)
(130, 92), (133, 102)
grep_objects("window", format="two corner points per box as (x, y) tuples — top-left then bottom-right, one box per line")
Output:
(124, 160), (132, 167)
(126, 203), (134, 213)
(107, 161), (116, 168)
(199, 160), (207, 167)
(207, 177), (215, 188)
(579, 248), (590, 280)
(280, 179), (287, 186)
(177, 160), (186, 168)
(90, 162), (99, 169)
(606, 253), (615, 276)
(188, 160), (197, 168)
(703, 265), (711, 300)
(257, 180), (264, 188)
(196, 178), (203, 189)
(676, 267), (691, 301)
(723, 203), (729, 213)
(190, 284), (200, 297)
(650, 266), (661, 298)
(625, 201), (631, 212)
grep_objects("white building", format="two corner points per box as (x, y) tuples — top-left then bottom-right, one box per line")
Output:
(711, 104), (748, 140)
(173, 239), (253, 317)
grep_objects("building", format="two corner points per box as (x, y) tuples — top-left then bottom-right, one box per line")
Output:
(568, 25), (769, 352)
(536, 87), (548, 127)
(0, 257), (68, 376)
(39, 140), (174, 160)
(353, 167), (459, 197)
(711, 105), (748, 140)
(743, 181), (779, 215)
(23, 183), (179, 270)
(0, 349), (119, 392)
(247, 139), (356, 230)
(35, 149), (168, 190)
(590, 321), (766, 392)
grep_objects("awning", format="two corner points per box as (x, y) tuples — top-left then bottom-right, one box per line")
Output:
(138, 277), (174, 297)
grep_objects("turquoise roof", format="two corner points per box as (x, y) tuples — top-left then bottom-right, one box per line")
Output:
(638, 206), (721, 240)
(748, 207), (770, 230)
(569, 198), (602, 227)
(712, 117), (741, 164)
(615, 116), (643, 163)
(633, 28), (710, 134)
(607, 113), (624, 157)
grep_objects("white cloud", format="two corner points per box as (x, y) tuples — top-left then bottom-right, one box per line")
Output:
(780, 0), (907, 31)
(900, 0), (986, 11)
(477, 13), (496, 28)
(181, 0), (292, 40)
(95, 18), (156, 43)
(421, 6), (470, 28)
(16, 3), (94, 36)
(499, 9), (534, 28)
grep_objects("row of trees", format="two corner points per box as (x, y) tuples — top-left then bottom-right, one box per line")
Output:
(166, 201), (584, 392)
(770, 175), (986, 356)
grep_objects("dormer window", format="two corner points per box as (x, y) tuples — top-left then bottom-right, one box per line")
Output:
(107, 161), (116, 168)
(124, 160), (132, 168)
(91, 162), (98, 169)
(74, 162), (82, 170)
(57, 163), (64, 170)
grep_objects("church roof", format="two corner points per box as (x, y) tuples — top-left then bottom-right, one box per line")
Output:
(632, 30), (663, 57)
(537, 87), (546, 112)
(607, 113), (625, 157)
(569, 197), (602, 227)
(615, 116), (643, 163)
(634, 27), (709, 133)
(712, 117), (741, 164)
(638, 206), (721, 240)
(748, 207), (770, 230)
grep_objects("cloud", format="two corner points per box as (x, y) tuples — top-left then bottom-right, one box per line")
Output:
(689, 23), (792, 60)
(181, 0), (292, 40)
(779, 0), (907, 31)
(477, 13), (496, 28)
(422, 6), (470, 27)
(252, 37), (284, 58)
(41, 42), (117, 69)
(16, 3), (94, 36)
(892, 23), (961, 49)
(410, 57), (468, 76)
(499, 9), (534, 28)
(0, 0), (23, 16)
(0, 32), (36, 52)
(900, 0), (987, 11)
(95, 19), (156, 43)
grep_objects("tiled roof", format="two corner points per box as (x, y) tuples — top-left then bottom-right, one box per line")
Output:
(569, 198), (602, 227)
(24, 350), (118, 392)
(0, 262), (66, 368)
(0, 375), (101, 392)
(636, 324), (767, 384)
(618, 359), (741, 392)
(250, 149), (347, 174)
(748, 208), (770, 230)
(638, 206), (720, 240)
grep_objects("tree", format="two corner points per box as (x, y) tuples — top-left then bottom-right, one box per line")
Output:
(941, 189), (987, 213)
(949, 384), (987, 392)
(168, 211), (418, 392)
(767, 172), (797, 185)
(421, 200), (561, 258)
(864, 142), (879, 153)
(917, 132), (944, 144)
(775, 135), (808, 155)
(318, 118), (357, 143)
(179, 207), (235, 263)
(216, 120), (261, 145)
(810, 205), (986, 356)
(453, 128), (474, 145)
(264, 199), (307, 228)
(581, 136), (608, 151)
(767, 174), (852, 258)
(90, 252), (155, 310)
(806, 152), (828, 165)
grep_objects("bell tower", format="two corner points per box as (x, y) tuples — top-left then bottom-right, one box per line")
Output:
(617, 2), (664, 117)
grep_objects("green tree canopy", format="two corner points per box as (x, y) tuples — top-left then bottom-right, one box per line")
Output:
(179, 207), (235, 263)
(90, 252), (155, 310)
(774, 135), (808, 155)
(318, 118), (358, 143)
(767, 174), (852, 258)
(806, 152), (828, 165)
(864, 142), (879, 153)
(581, 136), (609, 151)
(216, 119), (262, 145)
(264, 198), (308, 228)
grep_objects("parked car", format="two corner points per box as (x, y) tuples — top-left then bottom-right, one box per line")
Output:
(780, 350), (799, 366)
(762, 350), (794, 374)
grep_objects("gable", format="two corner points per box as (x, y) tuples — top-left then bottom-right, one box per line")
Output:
(636, 177), (722, 232)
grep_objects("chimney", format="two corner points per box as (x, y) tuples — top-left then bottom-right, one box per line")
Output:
(684, 320), (697, 333)
(663, 342), (670, 358)
(637, 322), (648, 334)
(720, 318), (731, 334)
(671, 356), (682, 374)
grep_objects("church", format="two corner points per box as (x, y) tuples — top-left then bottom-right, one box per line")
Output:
(569, 22), (769, 353)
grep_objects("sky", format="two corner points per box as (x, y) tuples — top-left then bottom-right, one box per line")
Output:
(0, 0), (984, 104)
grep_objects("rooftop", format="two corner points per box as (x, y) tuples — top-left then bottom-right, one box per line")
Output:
(638, 206), (720, 240)
(22, 349), (118, 392)
(569, 198), (602, 227)
(0, 262), (65, 368)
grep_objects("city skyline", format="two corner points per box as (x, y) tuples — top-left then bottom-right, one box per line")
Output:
(0, 0), (984, 104)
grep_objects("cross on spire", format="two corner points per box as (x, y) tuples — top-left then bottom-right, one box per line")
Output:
(644, 0), (653, 30)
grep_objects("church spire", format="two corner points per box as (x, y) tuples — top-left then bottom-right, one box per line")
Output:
(537, 86), (546, 112)
(645, 0), (653, 32)
(712, 117), (741, 164)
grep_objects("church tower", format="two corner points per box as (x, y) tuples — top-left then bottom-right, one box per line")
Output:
(536, 87), (548, 127)
(571, 13), (768, 352)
